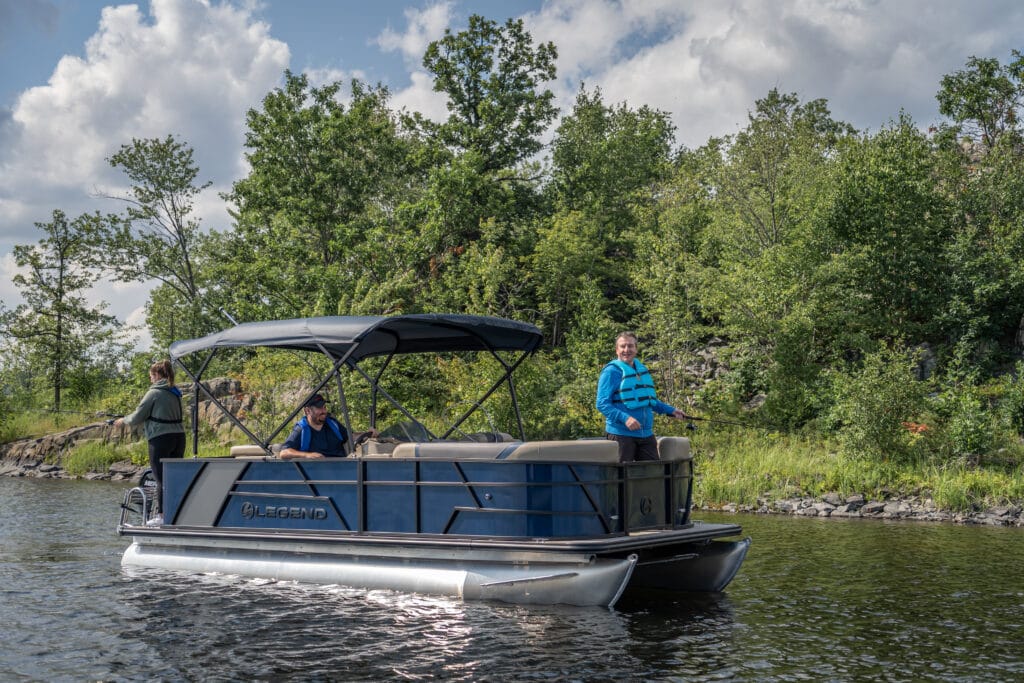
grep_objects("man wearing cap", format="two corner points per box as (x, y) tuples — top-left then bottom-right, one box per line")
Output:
(279, 394), (377, 459)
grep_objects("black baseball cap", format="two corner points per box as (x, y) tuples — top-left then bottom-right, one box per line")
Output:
(304, 393), (328, 408)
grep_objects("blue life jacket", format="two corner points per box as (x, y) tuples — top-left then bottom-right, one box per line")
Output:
(297, 415), (347, 452)
(609, 359), (657, 409)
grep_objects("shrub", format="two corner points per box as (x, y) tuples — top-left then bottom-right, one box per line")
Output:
(999, 362), (1024, 438)
(826, 342), (928, 463)
(64, 439), (140, 476)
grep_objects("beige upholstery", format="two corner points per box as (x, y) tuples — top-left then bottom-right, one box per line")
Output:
(230, 444), (272, 459)
(501, 440), (619, 463)
(657, 436), (692, 461)
(388, 439), (619, 463)
(356, 439), (401, 458)
(231, 444), (282, 459)
(391, 441), (518, 459)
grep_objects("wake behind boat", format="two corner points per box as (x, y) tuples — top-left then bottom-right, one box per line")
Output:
(118, 314), (749, 607)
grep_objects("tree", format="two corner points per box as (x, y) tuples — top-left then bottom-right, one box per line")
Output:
(530, 210), (615, 347)
(822, 115), (953, 344)
(702, 90), (853, 261)
(934, 54), (1024, 363)
(937, 51), (1024, 148)
(539, 87), (676, 337)
(0, 210), (121, 411)
(667, 93), (855, 424)
(406, 15), (557, 294)
(103, 135), (215, 343)
(549, 86), (675, 226)
(420, 14), (557, 172)
(225, 72), (425, 320)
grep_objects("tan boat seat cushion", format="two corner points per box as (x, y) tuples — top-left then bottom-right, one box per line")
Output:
(501, 440), (619, 462)
(657, 436), (692, 461)
(230, 444), (279, 459)
(390, 441), (517, 459)
(389, 439), (620, 463)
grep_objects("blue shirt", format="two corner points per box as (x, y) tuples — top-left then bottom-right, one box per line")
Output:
(596, 361), (676, 437)
(281, 416), (350, 457)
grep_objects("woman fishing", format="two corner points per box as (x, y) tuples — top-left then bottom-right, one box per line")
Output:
(114, 359), (185, 524)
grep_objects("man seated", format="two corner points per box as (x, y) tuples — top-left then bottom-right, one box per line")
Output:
(279, 394), (377, 459)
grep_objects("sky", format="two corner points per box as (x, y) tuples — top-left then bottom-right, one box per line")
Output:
(2, 0), (1023, 351)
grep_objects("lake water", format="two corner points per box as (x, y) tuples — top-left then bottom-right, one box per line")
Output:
(2, 476), (1022, 681)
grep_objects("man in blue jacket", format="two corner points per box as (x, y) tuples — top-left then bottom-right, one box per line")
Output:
(596, 332), (690, 462)
(279, 394), (377, 459)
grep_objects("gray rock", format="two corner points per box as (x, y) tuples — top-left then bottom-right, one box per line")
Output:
(108, 461), (139, 475)
(812, 502), (834, 516)
(774, 500), (798, 513)
(861, 501), (886, 515)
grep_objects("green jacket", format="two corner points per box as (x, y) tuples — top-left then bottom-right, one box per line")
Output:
(123, 379), (185, 441)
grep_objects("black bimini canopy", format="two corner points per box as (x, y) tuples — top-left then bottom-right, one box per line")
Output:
(169, 314), (543, 363)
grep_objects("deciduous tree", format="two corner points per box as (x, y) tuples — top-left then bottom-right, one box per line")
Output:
(0, 210), (122, 411)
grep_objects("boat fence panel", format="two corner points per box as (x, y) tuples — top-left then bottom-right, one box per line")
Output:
(160, 454), (693, 537)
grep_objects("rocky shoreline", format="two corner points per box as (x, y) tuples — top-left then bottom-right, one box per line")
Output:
(0, 420), (145, 482)
(699, 491), (1024, 527)
(0, 454), (144, 482)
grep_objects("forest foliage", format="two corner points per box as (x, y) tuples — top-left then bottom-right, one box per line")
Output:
(3, 17), (1024, 475)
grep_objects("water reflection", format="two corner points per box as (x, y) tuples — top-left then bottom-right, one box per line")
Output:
(119, 569), (654, 681)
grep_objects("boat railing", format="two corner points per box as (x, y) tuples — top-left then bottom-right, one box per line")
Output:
(119, 479), (158, 527)
(159, 436), (695, 537)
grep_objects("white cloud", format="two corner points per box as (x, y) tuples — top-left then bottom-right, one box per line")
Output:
(375, 2), (454, 122)
(526, 0), (1024, 148)
(304, 66), (367, 91)
(120, 297), (153, 351)
(0, 0), (289, 335)
(0, 0), (288, 241)
(390, 69), (449, 122)
(0, 249), (26, 311)
(375, 1), (455, 64)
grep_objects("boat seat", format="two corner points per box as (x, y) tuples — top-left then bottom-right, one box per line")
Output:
(389, 439), (620, 463)
(356, 438), (401, 458)
(657, 436), (692, 461)
(391, 441), (520, 459)
(500, 440), (619, 462)
(230, 444), (279, 459)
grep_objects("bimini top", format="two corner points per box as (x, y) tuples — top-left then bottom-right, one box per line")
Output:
(169, 314), (543, 363)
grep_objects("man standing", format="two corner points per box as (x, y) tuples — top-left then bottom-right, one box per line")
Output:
(279, 394), (376, 459)
(596, 332), (690, 462)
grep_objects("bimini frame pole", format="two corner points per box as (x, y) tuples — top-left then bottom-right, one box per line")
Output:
(174, 349), (270, 455)
(171, 349), (216, 456)
(347, 362), (436, 440)
(268, 347), (356, 447)
(439, 347), (532, 441)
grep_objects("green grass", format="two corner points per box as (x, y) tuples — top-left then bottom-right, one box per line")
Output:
(62, 434), (235, 476)
(0, 411), (99, 443)
(691, 428), (1024, 513)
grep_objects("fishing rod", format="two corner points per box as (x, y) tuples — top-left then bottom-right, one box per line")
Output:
(43, 408), (123, 420)
(684, 415), (782, 430)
